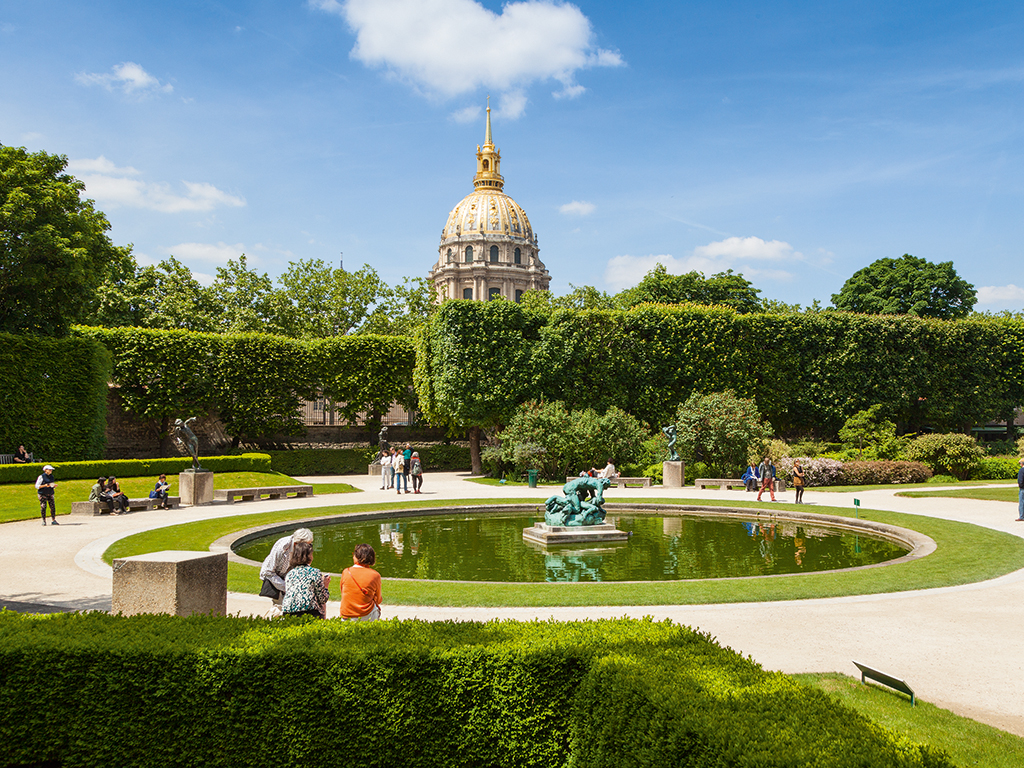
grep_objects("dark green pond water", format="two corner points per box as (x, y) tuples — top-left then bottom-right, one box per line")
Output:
(235, 512), (909, 583)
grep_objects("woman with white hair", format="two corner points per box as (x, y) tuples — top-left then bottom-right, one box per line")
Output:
(259, 528), (314, 609)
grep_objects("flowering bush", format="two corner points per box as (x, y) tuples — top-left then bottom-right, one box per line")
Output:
(904, 433), (984, 480)
(839, 461), (932, 485)
(776, 457), (844, 487)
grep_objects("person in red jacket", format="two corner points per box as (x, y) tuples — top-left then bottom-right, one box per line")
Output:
(340, 543), (382, 621)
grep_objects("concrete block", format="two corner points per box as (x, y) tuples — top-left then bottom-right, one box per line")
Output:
(179, 470), (214, 506)
(112, 550), (227, 617)
(663, 460), (685, 488)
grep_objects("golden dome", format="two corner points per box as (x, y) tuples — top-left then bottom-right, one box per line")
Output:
(441, 189), (535, 243)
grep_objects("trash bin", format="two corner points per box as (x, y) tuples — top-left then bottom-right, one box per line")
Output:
(527, 469), (539, 488)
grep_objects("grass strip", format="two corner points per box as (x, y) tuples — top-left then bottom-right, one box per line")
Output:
(811, 480), (1014, 493)
(795, 673), (1024, 768)
(0, 472), (359, 525)
(897, 487), (1020, 502)
(102, 496), (1024, 607)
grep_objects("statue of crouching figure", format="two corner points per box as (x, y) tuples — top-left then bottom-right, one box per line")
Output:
(545, 476), (611, 527)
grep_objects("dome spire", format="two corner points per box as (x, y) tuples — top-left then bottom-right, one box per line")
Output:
(484, 95), (493, 146)
(474, 98), (503, 191)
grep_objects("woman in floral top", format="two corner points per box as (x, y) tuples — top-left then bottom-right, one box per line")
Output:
(281, 541), (330, 619)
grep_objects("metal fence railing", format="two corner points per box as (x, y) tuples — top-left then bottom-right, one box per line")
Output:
(297, 398), (416, 427)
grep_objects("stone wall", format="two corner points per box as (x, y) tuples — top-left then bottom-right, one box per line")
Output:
(103, 388), (231, 460)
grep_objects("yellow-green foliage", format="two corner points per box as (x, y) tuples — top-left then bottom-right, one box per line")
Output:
(0, 615), (953, 768)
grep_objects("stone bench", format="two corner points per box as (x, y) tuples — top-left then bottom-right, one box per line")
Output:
(613, 476), (652, 488)
(695, 478), (786, 491)
(213, 485), (314, 503)
(71, 496), (181, 516)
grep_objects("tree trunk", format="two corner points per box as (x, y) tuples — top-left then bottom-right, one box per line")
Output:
(469, 426), (482, 475)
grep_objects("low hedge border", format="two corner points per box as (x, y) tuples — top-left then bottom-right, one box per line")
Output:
(0, 453), (272, 485)
(102, 497), (1024, 607)
(265, 446), (472, 476)
(0, 615), (951, 768)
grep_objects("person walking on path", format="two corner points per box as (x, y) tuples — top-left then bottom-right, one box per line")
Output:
(792, 460), (806, 504)
(410, 451), (423, 493)
(393, 447), (407, 494)
(340, 543), (382, 621)
(756, 457), (776, 502)
(1017, 458), (1024, 521)
(35, 465), (58, 526)
(402, 443), (413, 494)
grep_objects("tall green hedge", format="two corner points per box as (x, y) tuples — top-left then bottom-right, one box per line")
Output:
(0, 614), (950, 768)
(0, 331), (109, 460)
(265, 446), (471, 476)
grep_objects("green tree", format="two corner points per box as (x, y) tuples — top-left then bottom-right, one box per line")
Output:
(87, 256), (218, 332)
(415, 301), (545, 473)
(673, 391), (773, 476)
(519, 284), (615, 314)
(279, 259), (388, 337)
(831, 254), (976, 319)
(210, 255), (295, 335)
(614, 264), (762, 313)
(904, 432), (985, 480)
(0, 145), (130, 336)
(838, 404), (897, 458)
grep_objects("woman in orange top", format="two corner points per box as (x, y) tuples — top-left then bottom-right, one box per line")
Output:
(340, 543), (382, 621)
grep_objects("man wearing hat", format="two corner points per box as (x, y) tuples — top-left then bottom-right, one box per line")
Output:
(35, 465), (58, 526)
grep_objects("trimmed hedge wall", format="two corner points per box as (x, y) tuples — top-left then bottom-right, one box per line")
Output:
(0, 453), (272, 485)
(0, 332), (110, 461)
(0, 614), (951, 768)
(266, 446), (472, 476)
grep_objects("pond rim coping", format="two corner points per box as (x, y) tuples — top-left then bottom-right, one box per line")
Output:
(213, 502), (936, 585)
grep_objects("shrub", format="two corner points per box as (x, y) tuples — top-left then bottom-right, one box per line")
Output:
(904, 433), (985, 480)
(982, 439), (1018, 457)
(776, 457), (845, 487)
(674, 390), (772, 476)
(0, 453), (272, 485)
(266, 446), (472, 476)
(1018, 435), (1024, 457)
(972, 456), (1020, 481)
(0, 614), (953, 768)
(838, 461), (932, 485)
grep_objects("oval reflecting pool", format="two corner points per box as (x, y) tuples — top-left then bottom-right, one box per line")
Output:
(234, 511), (910, 583)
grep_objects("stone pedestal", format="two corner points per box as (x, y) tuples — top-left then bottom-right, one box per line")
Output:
(663, 461), (685, 488)
(522, 522), (629, 546)
(179, 470), (214, 506)
(112, 550), (227, 617)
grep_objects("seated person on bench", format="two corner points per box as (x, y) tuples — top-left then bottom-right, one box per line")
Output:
(591, 459), (619, 480)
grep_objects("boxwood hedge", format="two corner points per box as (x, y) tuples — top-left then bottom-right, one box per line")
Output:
(0, 452), (272, 485)
(0, 614), (951, 768)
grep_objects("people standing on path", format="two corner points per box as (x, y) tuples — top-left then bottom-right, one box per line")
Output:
(393, 447), (407, 494)
(281, 541), (330, 620)
(378, 448), (390, 490)
(402, 443), (413, 494)
(756, 457), (776, 502)
(1017, 458), (1024, 522)
(340, 543), (382, 621)
(35, 465), (58, 525)
(409, 451), (423, 493)
(742, 462), (760, 492)
(792, 460), (806, 504)
(259, 528), (314, 613)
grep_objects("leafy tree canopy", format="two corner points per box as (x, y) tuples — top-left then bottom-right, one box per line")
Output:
(672, 390), (773, 475)
(0, 145), (130, 336)
(830, 254), (976, 319)
(614, 264), (762, 313)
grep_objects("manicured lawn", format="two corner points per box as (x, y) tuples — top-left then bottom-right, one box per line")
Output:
(466, 476), (561, 488)
(102, 495), (1024, 607)
(814, 480), (1014, 493)
(0, 472), (359, 524)
(896, 486), (1020, 503)
(795, 673), (1024, 767)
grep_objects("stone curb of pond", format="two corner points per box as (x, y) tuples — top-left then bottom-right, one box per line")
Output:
(211, 502), (936, 583)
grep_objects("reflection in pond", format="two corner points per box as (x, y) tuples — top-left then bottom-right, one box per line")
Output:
(234, 512), (908, 583)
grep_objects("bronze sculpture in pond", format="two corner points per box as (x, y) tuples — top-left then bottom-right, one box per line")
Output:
(545, 476), (611, 527)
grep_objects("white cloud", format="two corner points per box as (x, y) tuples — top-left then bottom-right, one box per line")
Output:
(68, 156), (246, 213)
(315, 0), (623, 115)
(496, 90), (528, 120)
(977, 284), (1024, 305)
(75, 62), (173, 96)
(162, 242), (247, 266)
(450, 105), (481, 123)
(604, 236), (800, 291)
(559, 200), (595, 216)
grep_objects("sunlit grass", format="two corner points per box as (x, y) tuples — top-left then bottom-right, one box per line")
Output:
(897, 487), (1019, 502)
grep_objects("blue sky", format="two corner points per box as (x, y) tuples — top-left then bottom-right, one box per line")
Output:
(2, 0), (1022, 310)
